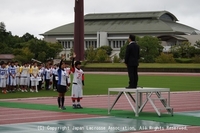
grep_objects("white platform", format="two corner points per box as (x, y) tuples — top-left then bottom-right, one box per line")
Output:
(108, 87), (173, 117)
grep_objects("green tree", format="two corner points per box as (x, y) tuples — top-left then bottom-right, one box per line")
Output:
(194, 40), (200, 56)
(21, 33), (35, 42)
(0, 22), (6, 32)
(85, 46), (96, 62)
(171, 41), (195, 58)
(113, 55), (121, 63)
(97, 45), (112, 56)
(96, 49), (108, 62)
(14, 47), (34, 63)
(155, 53), (175, 63)
(178, 41), (192, 58)
(138, 36), (163, 63)
(194, 40), (200, 48)
(28, 39), (62, 61)
(48, 42), (62, 57)
(38, 52), (46, 62)
(119, 41), (128, 60)
(46, 42), (62, 59)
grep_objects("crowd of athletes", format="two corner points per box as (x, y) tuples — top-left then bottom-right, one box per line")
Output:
(0, 60), (71, 94)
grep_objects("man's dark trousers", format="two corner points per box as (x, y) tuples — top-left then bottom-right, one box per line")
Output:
(127, 65), (138, 88)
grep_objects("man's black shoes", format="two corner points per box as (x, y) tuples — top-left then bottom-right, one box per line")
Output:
(125, 86), (136, 89)
(125, 86), (143, 89)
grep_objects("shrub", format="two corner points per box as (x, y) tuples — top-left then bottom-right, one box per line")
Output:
(143, 55), (155, 63)
(81, 60), (88, 66)
(155, 53), (175, 63)
(95, 49), (108, 63)
(192, 55), (200, 63)
(113, 55), (121, 63)
(175, 58), (193, 63)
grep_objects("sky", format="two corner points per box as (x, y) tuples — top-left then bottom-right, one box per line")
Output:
(1, 0), (200, 39)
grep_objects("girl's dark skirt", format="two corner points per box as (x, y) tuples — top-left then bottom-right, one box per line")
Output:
(57, 85), (67, 93)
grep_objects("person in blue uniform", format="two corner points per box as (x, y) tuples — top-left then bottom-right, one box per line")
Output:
(57, 56), (68, 110)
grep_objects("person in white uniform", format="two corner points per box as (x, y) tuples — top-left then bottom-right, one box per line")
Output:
(71, 53), (85, 109)
(0, 61), (8, 94)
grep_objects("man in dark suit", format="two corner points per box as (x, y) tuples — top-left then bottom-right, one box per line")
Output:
(125, 34), (140, 89)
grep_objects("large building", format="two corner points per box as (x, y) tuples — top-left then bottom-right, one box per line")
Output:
(41, 10), (200, 59)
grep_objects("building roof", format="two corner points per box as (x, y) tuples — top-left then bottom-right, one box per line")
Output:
(158, 35), (188, 41)
(84, 11), (178, 21)
(0, 54), (15, 60)
(42, 11), (198, 36)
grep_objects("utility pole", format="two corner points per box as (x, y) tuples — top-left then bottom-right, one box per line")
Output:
(74, 0), (84, 61)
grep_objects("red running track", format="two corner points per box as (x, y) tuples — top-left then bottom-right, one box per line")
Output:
(2, 91), (200, 113)
(0, 107), (101, 125)
(0, 91), (200, 133)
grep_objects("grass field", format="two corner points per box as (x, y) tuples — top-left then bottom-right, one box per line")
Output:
(0, 74), (199, 99)
(85, 63), (200, 68)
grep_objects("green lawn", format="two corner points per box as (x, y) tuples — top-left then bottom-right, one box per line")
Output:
(0, 74), (199, 99)
(85, 63), (200, 68)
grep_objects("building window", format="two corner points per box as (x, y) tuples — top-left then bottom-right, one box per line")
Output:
(68, 41), (70, 48)
(95, 41), (97, 48)
(85, 41), (88, 48)
(88, 41), (91, 48)
(109, 41), (112, 47)
(160, 14), (174, 22)
(116, 41), (119, 48)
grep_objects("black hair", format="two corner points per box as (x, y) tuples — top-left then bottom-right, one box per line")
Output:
(75, 61), (81, 67)
(1, 61), (5, 65)
(129, 34), (136, 41)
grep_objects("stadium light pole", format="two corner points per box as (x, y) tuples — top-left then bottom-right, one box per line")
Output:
(74, 0), (84, 61)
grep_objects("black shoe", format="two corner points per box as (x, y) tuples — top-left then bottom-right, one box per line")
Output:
(76, 104), (83, 109)
(61, 106), (66, 110)
(125, 86), (136, 89)
(72, 104), (77, 109)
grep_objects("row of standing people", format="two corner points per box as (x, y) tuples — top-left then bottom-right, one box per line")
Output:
(0, 54), (85, 110)
(0, 61), (71, 93)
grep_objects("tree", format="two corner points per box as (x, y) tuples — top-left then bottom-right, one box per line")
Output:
(155, 53), (175, 63)
(28, 39), (62, 61)
(85, 46), (96, 62)
(95, 49), (108, 62)
(0, 22), (6, 32)
(97, 45), (113, 56)
(14, 47), (34, 63)
(47, 42), (62, 59)
(21, 33), (35, 42)
(194, 40), (200, 48)
(138, 36), (163, 63)
(178, 41), (191, 58)
(119, 41), (128, 60)
(38, 52), (46, 62)
(171, 41), (195, 58)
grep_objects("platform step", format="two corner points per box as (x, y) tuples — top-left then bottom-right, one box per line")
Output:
(158, 107), (174, 116)
(151, 98), (167, 101)
(158, 107), (173, 110)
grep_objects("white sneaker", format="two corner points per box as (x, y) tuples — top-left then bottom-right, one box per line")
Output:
(21, 90), (24, 92)
(35, 90), (38, 93)
(30, 89), (34, 92)
(24, 89), (28, 92)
